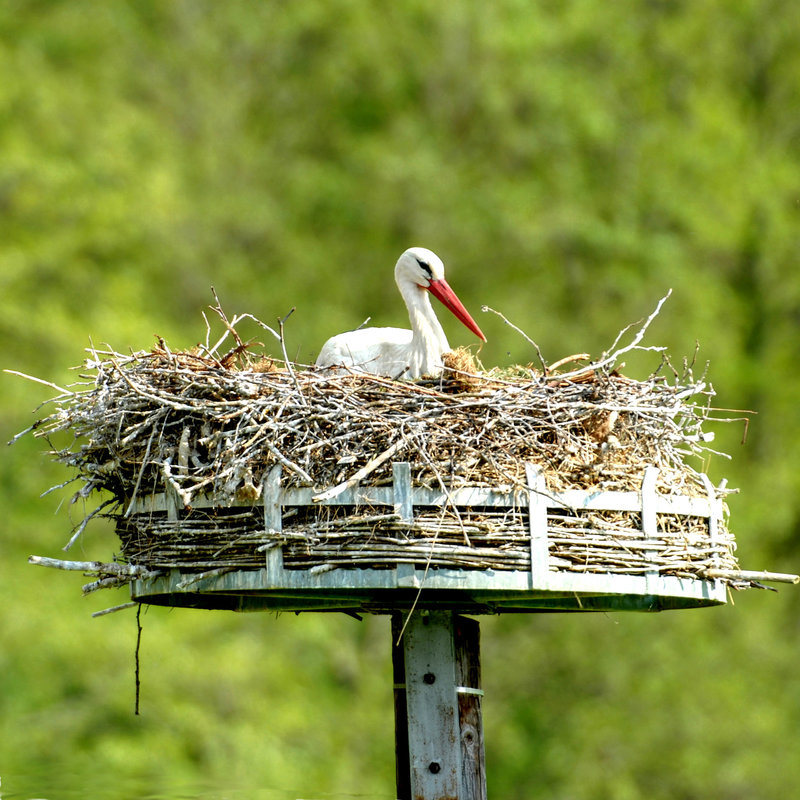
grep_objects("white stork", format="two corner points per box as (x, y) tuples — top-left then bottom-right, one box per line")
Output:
(315, 247), (486, 379)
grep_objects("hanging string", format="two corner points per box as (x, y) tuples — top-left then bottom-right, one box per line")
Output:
(135, 603), (143, 715)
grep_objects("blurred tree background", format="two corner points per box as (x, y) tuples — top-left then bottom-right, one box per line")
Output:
(2, 1), (799, 797)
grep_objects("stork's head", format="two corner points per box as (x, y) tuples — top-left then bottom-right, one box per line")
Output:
(396, 247), (446, 287)
(395, 247), (486, 342)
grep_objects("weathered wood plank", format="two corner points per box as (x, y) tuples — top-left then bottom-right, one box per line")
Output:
(129, 484), (714, 517)
(400, 611), (461, 799)
(393, 462), (414, 522)
(455, 615), (486, 800)
(527, 463), (549, 586)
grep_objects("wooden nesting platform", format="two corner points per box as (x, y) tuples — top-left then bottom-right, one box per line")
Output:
(20, 301), (799, 609)
(127, 461), (732, 614)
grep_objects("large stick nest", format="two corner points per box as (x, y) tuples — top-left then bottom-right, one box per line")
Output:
(20, 294), (784, 595)
(50, 348), (718, 505)
(31, 295), (730, 507)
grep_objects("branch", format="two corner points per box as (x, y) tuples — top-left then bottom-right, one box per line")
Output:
(313, 438), (408, 502)
(3, 369), (73, 397)
(63, 497), (118, 551)
(557, 290), (672, 381)
(29, 555), (151, 576)
(481, 306), (548, 375)
(703, 568), (799, 585)
(92, 602), (139, 618)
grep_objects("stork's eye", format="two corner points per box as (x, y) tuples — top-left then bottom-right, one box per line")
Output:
(415, 257), (432, 277)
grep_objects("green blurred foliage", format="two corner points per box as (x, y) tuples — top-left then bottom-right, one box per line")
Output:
(1, 1), (799, 797)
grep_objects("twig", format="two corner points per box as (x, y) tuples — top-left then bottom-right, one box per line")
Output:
(313, 438), (408, 502)
(703, 569), (799, 585)
(264, 441), (314, 484)
(92, 602), (138, 617)
(4, 369), (73, 396)
(63, 498), (118, 551)
(124, 426), (157, 517)
(481, 306), (548, 375)
(277, 307), (308, 406)
(557, 290), (673, 382)
(176, 567), (236, 589)
(549, 353), (591, 372)
(29, 555), (151, 576)
(162, 460), (194, 510)
(208, 287), (244, 353)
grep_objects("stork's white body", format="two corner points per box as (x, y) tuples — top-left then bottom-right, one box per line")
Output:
(315, 247), (485, 379)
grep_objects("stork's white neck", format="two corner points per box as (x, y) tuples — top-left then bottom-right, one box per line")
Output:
(396, 274), (450, 375)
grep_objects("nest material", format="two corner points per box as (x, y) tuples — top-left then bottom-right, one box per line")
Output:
(41, 345), (721, 503)
(115, 502), (738, 582)
(21, 296), (786, 596)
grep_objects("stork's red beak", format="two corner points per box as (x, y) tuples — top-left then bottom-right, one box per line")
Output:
(427, 279), (487, 341)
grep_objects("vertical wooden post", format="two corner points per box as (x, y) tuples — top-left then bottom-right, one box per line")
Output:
(526, 463), (549, 587)
(392, 611), (486, 800)
(263, 464), (284, 580)
(641, 466), (659, 595)
(455, 615), (485, 797)
(699, 473), (723, 591)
